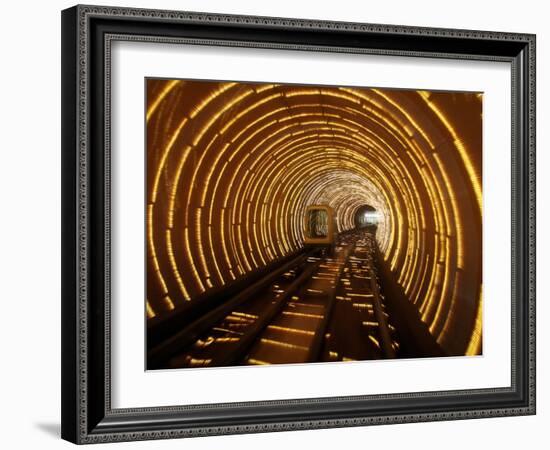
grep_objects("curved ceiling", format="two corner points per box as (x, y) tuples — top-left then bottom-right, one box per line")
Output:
(146, 79), (482, 356)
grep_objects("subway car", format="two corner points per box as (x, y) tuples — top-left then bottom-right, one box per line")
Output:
(303, 205), (337, 247)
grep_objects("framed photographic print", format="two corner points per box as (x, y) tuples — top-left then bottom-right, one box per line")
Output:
(61, 4), (536, 444)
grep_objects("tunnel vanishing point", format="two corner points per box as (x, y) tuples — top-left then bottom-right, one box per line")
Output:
(146, 79), (482, 369)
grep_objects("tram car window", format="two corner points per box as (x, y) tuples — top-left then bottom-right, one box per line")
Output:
(304, 205), (336, 246)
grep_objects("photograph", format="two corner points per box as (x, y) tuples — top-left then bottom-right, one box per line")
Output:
(57, 3), (536, 444)
(146, 79), (483, 370)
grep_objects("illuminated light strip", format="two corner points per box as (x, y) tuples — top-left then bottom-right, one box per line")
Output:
(227, 214), (246, 275)
(273, 198), (290, 254)
(284, 89), (320, 97)
(352, 304), (374, 309)
(244, 94), (442, 344)
(226, 315), (254, 323)
(232, 311), (259, 319)
(187, 358), (212, 366)
(422, 154), (456, 331)
(230, 114), (283, 146)
(161, 142), (203, 298)
(281, 311), (324, 319)
(150, 82), (243, 285)
(248, 358), (270, 365)
(398, 152), (426, 229)
(418, 90), (431, 100)
(228, 168), (257, 271)
(207, 160), (236, 274)
(436, 269), (462, 345)
(278, 112), (318, 122)
(146, 301), (156, 318)
(409, 134), (431, 167)
(302, 146), (403, 260)
(240, 182), (266, 265)
(163, 296), (175, 311)
(179, 135), (224, 287)
(242, 201), (255, 263)
(212, 337), (239, 343)
(419, 238), (437, 315)
(235, 224), (252, 272)
(150, 117), (188, 203)
(270, 124), (389, 170)
(219, 210), (235, 278)
(465, 288), (483, 356)
(192, 90), (255, 146)
(167, 145), (192, 229)
(147, 205), (168, 296)
(194, 208), (211, 281)
(149, 84), (460, 342)
(267, 326), (315, 336)
(268, 133), (396, 201)
(207, 224), (227, 283)
(418, 167), (446, 316)
(320, 89), (360, 104)
(260, 339), (308, 351)
(254, 83), (278, 94)
(421, 98), (482, 215)
(371, 88), (435, 148)
(223, 155), (252, 204)
(189, 82), (237, 118)
(258, 202), (274, 261)
(429, 236), (454, 335)
(422, 260), (444, 324)
(340, 88), (419, 147)
(341, 117), (403, 156)
(289, 302), (325, 309)
(260, 202), (282, 259)
(180, 94), (288, 284)
(146, 79), (180, 122)
(220, 93), (282, 134)
(391, 165), (418, 287)
(368, 335), (381, 348)
(185, 133), (219, 227)
(254, 147), (332, 256)
(278, 149), (394, 251)
(240, 158), (284, 265)
(248, 200), (266, 266)
(403, 189), (423, 294)
(420, 234), (440, 317)
(340, 103), (418, 185)
(165, 229), (191, 300)
(200, 142), (229, 206)
(266, 150), (390, 250)
(246, 124), (303, 171)
(431, 152), (467, 339)
(339, 103), (410, 150)
(213, 327), (243, 336)
(412, 246), (430, 305)
(182, 226), (206, 293)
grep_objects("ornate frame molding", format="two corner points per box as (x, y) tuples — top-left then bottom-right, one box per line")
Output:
(61, 4), (536, 444)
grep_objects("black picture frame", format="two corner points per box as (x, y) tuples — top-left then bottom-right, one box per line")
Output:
(61, 4), (536, 444)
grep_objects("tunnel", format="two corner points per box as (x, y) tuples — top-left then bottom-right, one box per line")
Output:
(145, 79), (482, 368)
(355, 205), (381, 229)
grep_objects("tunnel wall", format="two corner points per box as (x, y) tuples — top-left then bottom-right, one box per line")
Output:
(146, 80), (482, 356)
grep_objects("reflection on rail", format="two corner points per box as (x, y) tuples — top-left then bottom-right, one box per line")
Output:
(149, 227), (401, 369)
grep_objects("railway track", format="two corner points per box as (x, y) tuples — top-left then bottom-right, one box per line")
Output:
(149, 228), (399, 369)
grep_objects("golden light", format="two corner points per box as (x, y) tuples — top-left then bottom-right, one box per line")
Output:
(146, 80), (482, 356)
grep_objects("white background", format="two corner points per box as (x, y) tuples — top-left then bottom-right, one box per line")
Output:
(0, 0), (545, 449)
(113, 42), (511, 408)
